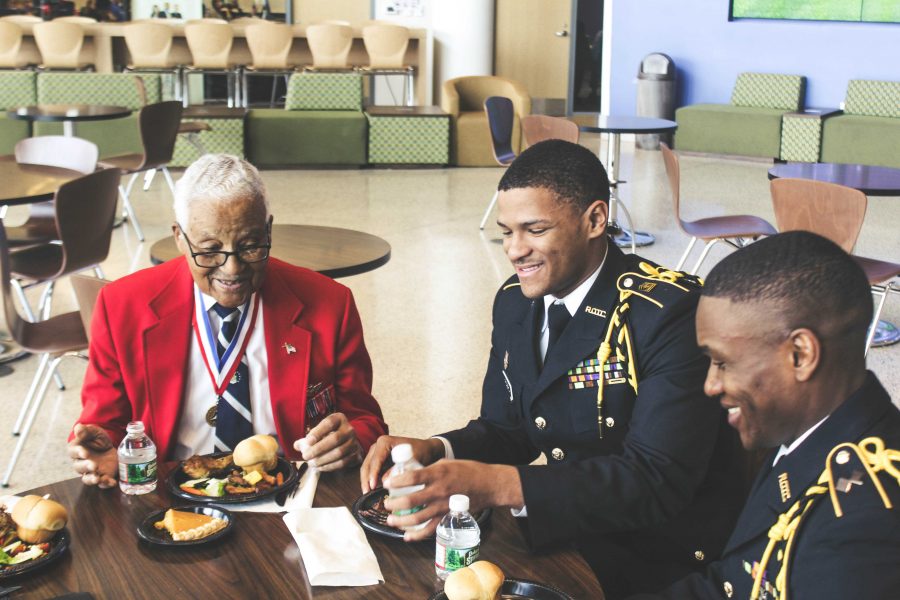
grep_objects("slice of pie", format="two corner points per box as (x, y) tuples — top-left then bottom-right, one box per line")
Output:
(154, 509), (227, 542)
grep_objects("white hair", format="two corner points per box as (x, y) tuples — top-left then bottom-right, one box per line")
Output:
(173, 154), (270, 228)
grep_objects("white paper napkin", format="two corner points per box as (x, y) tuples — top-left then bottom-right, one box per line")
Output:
(227, 465), (319, 513)
(283, 507), (384, 587)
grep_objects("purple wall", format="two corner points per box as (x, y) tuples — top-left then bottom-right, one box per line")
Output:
(609, 1), (900, 113)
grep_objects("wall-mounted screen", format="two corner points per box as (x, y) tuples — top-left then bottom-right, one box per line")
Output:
(731, 1), (900, 24)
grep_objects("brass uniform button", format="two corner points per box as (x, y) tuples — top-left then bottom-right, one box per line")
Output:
(694, 550), (704, 562)
(551, 447), (565, 461)
(605, 417), (615, 428)
(723, 581), (733, 598)
(534, 416), (547, 430)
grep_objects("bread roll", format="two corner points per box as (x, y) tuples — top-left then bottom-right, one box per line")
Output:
(444, 561), (504, 600)
(233, 434), (279, 474)
(11, 495), (68, 544)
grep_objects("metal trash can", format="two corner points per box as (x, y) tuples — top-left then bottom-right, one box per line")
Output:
(636, 53), (676, 150)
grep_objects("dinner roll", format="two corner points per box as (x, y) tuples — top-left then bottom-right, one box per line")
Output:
(11, 495), (68, 543)
(233, 434), (279, 474)
(444, 561), (504, 600)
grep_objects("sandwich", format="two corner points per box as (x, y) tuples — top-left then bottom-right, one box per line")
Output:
(233, 434), (279, 475)
(10, 495), (68, 544)
(444, 561), (505, 600)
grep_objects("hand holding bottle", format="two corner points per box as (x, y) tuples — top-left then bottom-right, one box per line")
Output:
(68, 423), (118, 489)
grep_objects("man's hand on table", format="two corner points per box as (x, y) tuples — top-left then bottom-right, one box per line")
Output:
(68, 424), (118, 488)
(359, 435), (446, 493)
(294, 412), (363, 472)
(382, 459), (524, 542)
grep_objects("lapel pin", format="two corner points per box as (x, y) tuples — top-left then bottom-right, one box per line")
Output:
(283, 342), (296, 355)
(777, 472), (791, 503)
(836, 470), (865, 494)
(585, 306), (607, 318)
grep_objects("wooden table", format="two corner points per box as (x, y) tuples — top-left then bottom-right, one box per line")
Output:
(767, 162), (900, 196)
(0, 155), (82, 206)
(7, 467), (604, 599)
(150, 224), (392, 279)
(579, 116), (679, 252)
(7, 104), (132, 138)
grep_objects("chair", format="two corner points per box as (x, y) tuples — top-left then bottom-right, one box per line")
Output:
(660, 143), (777, 274)
(521, 114), (579, 147)
(99, 100), (183, 242)
(70, 273), (110, 342)
(360, 23), (414, 106)
(441, 75), (530, 166)
(242, 22), (296, 107)
(770, 177), (900, 355)
(479, 96), (517, 230)
(123, 22), (183, 102)
(32, 21), (93, 71)
(0, 21), (27, 70)
(53, 16), (98, 23)
(304, 23), (354, 71)
(0, 168), (120, 488)
(183, 21), (240, 107)
(0, 15), (42, 24)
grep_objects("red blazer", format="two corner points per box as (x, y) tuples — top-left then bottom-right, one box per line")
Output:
(76, 257), (387, 460)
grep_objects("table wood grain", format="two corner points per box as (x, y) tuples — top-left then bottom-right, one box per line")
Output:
(0, 156), (82, 206)
(767, 162), (900, 196)
(8, 467), (604, 599)
(150, 224), (392, 279)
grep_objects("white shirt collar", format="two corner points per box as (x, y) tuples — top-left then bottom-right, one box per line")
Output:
(541, 248), (607, 332)
(197, 285), (250, 316)
(772, 415), (830, 467)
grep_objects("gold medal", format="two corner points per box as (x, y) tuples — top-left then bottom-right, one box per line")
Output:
(205, 405), (217, 427)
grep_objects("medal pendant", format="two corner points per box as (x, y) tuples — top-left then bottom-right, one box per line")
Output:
(205, 405), (217, 426)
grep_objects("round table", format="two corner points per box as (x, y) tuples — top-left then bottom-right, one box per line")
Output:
(150, 224), (392, 278)
(579, 116), (678, 251)
(7, 104), (132, 137)
(768, 161), (900, 348)
(767, 162), (900, 196)
(2, 467), (605, 598)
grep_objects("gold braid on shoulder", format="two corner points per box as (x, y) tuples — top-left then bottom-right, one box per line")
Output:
(593, 263), (700, 438)
(751, 436), (900, 600)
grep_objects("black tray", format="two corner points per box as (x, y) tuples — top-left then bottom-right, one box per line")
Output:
(428, 578), (574, 600)
(167, 452), (298, 504)
(137, 505), (234, 546)
(0, 528), (70, 580)
(352, 488), (491, 540)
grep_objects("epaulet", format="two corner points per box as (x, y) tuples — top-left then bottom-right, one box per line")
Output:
(502, 281), (521, 292)
(615, 262), (702, 309)
(822, 437), (900, 518)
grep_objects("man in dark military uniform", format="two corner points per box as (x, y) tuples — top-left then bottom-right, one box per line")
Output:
(630, 231), (900, 599)
(360, 140), (746, 597)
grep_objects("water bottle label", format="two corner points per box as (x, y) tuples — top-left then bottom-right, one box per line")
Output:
(435, 543), (479, 572)
(119, 460), (157, 484)
(393, 504), (425, 517)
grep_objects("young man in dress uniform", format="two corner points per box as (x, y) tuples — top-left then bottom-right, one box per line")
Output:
(361, 140), (746, 597)
(630, 231), (900, 599)
(69, 155), (387, 487)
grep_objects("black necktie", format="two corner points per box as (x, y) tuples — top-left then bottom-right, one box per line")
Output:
(545, 302), (571, 359)
(212, 303), (252, 452)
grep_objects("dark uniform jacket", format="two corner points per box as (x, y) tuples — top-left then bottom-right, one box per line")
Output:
(632, 372), (900, 600)
(441, 245), (746, 598)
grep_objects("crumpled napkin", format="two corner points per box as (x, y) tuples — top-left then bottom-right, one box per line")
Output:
(282, 507), (383, 587)
(227, 465), (319, 513)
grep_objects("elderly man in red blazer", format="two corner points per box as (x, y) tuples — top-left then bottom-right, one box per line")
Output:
(69, 154), (387, 488)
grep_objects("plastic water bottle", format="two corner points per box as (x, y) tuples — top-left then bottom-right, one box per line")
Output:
(386, 443), (428, 531)
(435, 494), (481, 580)
(117, 421), (157, 495)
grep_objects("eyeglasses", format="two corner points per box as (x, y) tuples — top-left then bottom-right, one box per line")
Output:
(178, 225), (271, 268)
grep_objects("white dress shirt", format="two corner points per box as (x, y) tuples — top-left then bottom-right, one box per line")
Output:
(173, 287), (277, 460)
(772, 415), (830, 467)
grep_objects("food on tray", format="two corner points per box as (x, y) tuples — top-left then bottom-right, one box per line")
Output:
(358, 493), (389, 524)
(233, 434), (278, 475)
(154, 509), (227, 542)
(444, 561), (504, 600)
(182, 453), (234, 479)
(0, 497), (67, 568)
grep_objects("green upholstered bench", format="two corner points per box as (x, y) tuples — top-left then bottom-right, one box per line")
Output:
(820, 80), (900, 169)
(0, 71), (36, 154)
(365, 106), (449, 165)
(246, 73), (367, 167)
(171, 107), (248, 167)
(33, 72), (162, 158)
(674, 72), (805, 159)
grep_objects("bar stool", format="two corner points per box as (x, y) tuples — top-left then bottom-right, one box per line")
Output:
(0, 21), (28, 70)
(32, 21), (93, 71)
(360, 22), (414, 106)
(242, 22), (296, 107)
(123, 21), (183, 102)
(183, 21), (240, 107)
(304, 22), (354, 71)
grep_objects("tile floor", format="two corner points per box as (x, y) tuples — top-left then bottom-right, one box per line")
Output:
(1, 135), (897, 494)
